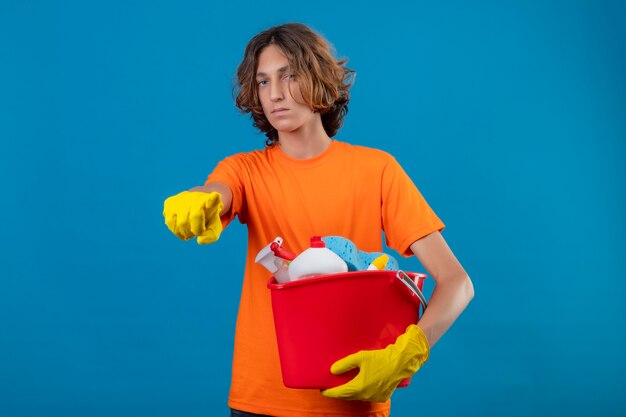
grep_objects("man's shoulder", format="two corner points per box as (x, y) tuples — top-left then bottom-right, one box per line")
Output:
(337, 140), (396, 162)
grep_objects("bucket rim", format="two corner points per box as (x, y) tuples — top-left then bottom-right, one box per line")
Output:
(267, 270), (427, 290)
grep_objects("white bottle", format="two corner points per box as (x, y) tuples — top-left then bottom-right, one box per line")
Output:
(288, 236), (348, 281)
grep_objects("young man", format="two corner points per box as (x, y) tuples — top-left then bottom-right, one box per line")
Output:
(163, 23), (474, 417)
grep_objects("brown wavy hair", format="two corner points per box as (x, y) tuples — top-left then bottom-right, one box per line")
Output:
(233, 23), (355, 147)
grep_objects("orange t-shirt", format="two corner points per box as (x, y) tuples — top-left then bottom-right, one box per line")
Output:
(205, 139), (444, 417)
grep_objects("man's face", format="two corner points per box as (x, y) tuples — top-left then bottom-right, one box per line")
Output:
(255, 44), (316, 135)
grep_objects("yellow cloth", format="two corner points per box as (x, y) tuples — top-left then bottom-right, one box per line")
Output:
(321, 324), (430, 402)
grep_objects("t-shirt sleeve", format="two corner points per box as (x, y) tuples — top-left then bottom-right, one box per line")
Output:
(381, 156), (445, 257)
(204, 155), (247, 226)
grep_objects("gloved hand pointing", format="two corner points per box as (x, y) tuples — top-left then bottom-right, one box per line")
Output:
(321, 324), (429, 403)
(163, 191), (224, 244)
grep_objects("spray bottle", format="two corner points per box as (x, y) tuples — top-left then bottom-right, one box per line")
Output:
(255, 237), (296, 283)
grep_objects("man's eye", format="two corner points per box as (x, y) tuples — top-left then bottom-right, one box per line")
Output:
(258, 80), (268, 86)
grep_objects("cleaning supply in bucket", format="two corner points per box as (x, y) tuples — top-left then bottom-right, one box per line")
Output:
(254, 237), (295, 283)
(322, 236), (399, 271)
(367, 254), (389, 270)
(288, 236), (348, 281)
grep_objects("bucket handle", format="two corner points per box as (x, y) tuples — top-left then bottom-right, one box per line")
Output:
(396, 270), (428, 313)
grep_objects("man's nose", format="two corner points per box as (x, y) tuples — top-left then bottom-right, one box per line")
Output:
(270, 80), (284, 101)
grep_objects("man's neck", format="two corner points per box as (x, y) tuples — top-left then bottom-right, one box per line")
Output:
(277, 122), (332, 159)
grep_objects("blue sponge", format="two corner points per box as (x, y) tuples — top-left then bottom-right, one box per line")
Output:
(322, 236), (399, 271)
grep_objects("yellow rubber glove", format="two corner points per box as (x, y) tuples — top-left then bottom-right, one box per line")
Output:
(321, 324), (429, 402)
(163, 191), (224, 244)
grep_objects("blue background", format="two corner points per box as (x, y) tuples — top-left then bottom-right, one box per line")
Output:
(1, 1), (625, 416)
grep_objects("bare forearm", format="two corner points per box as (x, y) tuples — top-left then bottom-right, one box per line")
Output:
(417, 273), (474, 347)
(409, 232), (474, 347)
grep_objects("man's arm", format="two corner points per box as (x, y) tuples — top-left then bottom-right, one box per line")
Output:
(321, 231), (473, 402)
(189, 182), (233, 217)
(410, 231), (474, 347)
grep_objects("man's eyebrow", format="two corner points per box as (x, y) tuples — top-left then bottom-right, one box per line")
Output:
(256, 65), (290, 78)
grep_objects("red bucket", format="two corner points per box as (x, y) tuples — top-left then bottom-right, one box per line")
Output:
(267, 270), (427, 389)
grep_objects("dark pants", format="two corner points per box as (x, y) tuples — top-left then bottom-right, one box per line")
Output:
(230, 409), (273, 417)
